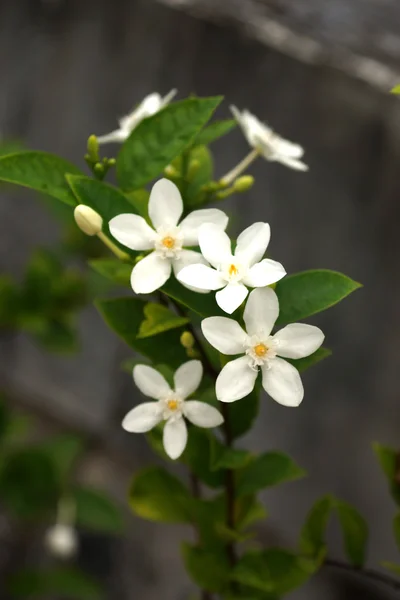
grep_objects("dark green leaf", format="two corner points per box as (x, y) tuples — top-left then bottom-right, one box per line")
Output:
(182, 542), (231, 592)
(89, 258), (131, 286)
(73, 486), (123, 533)
(372, 443), (400, 505)
(275, 270), (361, 325)
(39, 434), (84, 483)
(334, 498), (368, 567)
(129, 466), (193, 523)
(31, 319), (79, 354)
(162, 278), (223, 318)
(0, 152), (82, 206)
(300, 495), (333, 557)
(394, 513), (400, 553)
(185, 145), (213, 207)
(236, 495), (267, 531)
(7, 568), (103, 599)
(138, 302), (189, 339)
(117, 96), (223, 190)
(124, 188), (150, 218)
(0, 275), (19, 327)
(182, 427), (224, 488)
(229, 386), (260, 440)
(210, 438), (253, 471)
(0, 393), (10, 442)
(67, 175), (136, 223)
(288, 347), (332, 372)
(193, 119), (236, 146)
(237, 452), (305, 497)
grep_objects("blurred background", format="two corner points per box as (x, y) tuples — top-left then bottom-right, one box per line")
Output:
(1, 0), (400, 598)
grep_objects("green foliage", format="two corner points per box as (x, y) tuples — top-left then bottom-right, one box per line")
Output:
(129, 466), (194, 523)
(89, 258), (131, 286)
(229, 387), (260, 440)
(193, 119), (236, 146)
(300, 495), (332, 557)
(0, 151), (82, 205)
(0, 275), (20, 328)
(211, 439), (253, 471)
(373, 442), (400, 505)
(275, 269), (361, 325)
(289, 347), (332, 372)
(393, 513), (400, 553)
(7, 568), (103, 599)
(185, 145), (214, 207)
(117, 96), (222, 190)
(73, 486), (123, 533)
(162, 278), (223, 318)
(381, 561), (400, 576)
(182, 427), (225, 488)
(237, 452), (305, 497)
(39, 434), (84, 484)
(391, 85), (400, 95)
(182, 542), (231, 592)
(137, 302), (189, 339)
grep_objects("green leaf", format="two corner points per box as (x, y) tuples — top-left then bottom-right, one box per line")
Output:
(210, 438), (253, 471)
(289, 347), (332, 372)
(73, 486), (123, 533)
(236, 495), (267, 531)
(229, 386), (260, 440)
(39, 434), (84, 483)
(0, 393), (11, 442)
(7, 568), (103, 599)
(372, 443), (400, 505)
(96, 296), (187, 368)
(185, 145), (213, 207)
(391, 85), (400, 95)
(333, 498), (368, 567)
(182, 542), (231, 592)
(162, 278), (223, 318)
(182, 427), (224, 488)
(137, 302), (189, 339)
(124, 188), (150, 218)
(193, 119), (236, 146)
(0, 275), (19, 327)
(31, 318), (79, 354)
(381, 561), (400, 576)
(67, 175), (135, 223)
(394, 513), (400, 553)
(300, 495), (333, 557)
(0, 152), (82, 206)
(89, 258), (131, 286)
(275, 270), (361, 325)
(237, 452), (305, 497)
(129, 466), (193, 523)
(117, 96), (222, 190)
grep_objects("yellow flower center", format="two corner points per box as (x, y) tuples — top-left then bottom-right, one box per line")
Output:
(228, 264), (238, 276)
(167, 399), (179, 411)
(254, 343), (267, 357)
(162, 236), (175, 249)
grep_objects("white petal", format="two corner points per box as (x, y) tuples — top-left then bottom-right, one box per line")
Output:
(179, 209), (229, 246)
(130, 253), (172, 294)
(273, 323), (324, 359)
(216, 356), (258, 403)
(122, 402), (163, 433)
(148, 178), (183, 229)
(242, 259), (286, 288)
(184, 401), (224, 428)
(161, 89), (178, 106)
(261, 358), (303, 406)
(277, 155), (308, 171)
(172, 250), (209, 294)
(235, 222), (270, 267)
(216, 283), (248, 314)
(133, 364), (171, 399)
(201, 317), (247, 355)
(274, 138), (304, 159)
(198, 223), (232, 268)
(109, 214), (155, 251)
(243, 287), (279, 337)
(163, 417), (188, 460)
(177, 264), (225, 291)
(97, 129), (127, 145)
(174, 360), (203, 399)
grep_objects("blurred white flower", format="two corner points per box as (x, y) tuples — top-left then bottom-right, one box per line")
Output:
(177, 222), (285, 314)
(123, 361), (223, 460)
(44, 524), (78, 559)
(97, 90), (177, 144)
(230, 106), (308, 171)
(109, 179), (228, 294)
(201, 287), (324, 406)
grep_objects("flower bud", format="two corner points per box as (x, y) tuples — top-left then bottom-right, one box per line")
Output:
(233, 175), (254, 192)
(180, 331), (195, 349)
(164, 164), (179, 178)
(74, 205), (103, 236)
(44, 524), (78, 559)
(87, 135), (99, 162)
(187, 159), (200, 180)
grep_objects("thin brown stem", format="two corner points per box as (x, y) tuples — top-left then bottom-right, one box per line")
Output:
(324, 558), (400, 592)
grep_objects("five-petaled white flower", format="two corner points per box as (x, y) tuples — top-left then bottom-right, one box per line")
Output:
(201, 287), (324, 406)
(230, 106), (308, 171)
(122, 361), (224, 460)
(97, 90), (177, 145)
(109, 179), (229, 294)
(177, 222), (286, 314)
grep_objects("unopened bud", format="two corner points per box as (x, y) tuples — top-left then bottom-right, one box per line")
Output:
(74, 205), (103, 236)
(87, 135), (99, 162)
(187, 159), (200, 180)
(233, 175), (254, 192)
(180, 331), (195, 349)
(164, 164), (179, 178)
(108, 158), (116, 167)
(94, 162), (104, 176)
(44, 524), (78, 559)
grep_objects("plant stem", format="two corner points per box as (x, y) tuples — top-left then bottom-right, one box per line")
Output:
(324, 558), (400, 591)
(97, 231), (130, 261)
(220, 148), (260, 186)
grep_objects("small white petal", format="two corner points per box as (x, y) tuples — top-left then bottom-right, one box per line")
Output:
(172, 250), (210, 294)
(273, 323), (324, 359)
(198, 223), (232, 268)
(133, 364), (171, 399)
(122, 402), (163, 432)
(174, 360), (203, 399)
(243, 287), (279, 337)
(179, 209), (229, 246)
(261, 358), (303, 406)
(184, 401), (224, 428)
(161, 89), (178, 106)
(216, 283), (248, 314)
(277, 155), (308, 171)
(109, 214), (155, 251)
(131, 252), (172, 294)
(242, 259), (286, 288)
(216, 356), (258, 402)
(235, 222), (271, 267)
(97, 129), (127, 145)
(148, 179), (183, 229)
(163, 417), (188, 460)
(201, 317), (247, 355)
(177, 264), (225, 291)
(273, 138), (304, 159)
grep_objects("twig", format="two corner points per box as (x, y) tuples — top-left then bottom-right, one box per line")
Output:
(324, 558), (400, 592)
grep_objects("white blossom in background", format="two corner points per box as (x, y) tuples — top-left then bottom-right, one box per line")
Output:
(109, 179), (228, 294)
(44, 524), (79, 559)
(230, 106), (308, 171)
(201, 287), (324, 406)
(177, 222), (286, 314)
(97, 90), (177, 144)
(122, 361), (223, 460)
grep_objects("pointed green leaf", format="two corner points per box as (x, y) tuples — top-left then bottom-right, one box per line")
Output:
(182, 542), (231, 592)
(275, 270), (362, 325)
(7, 568), (103, 599)
(67, 175), (135, 221)
(182, 427), (224, 488)
(137, 302), (189, 339)
(193, 119), (236, 146)
(210, 437), (253, 471)
(89, 258), (131, 286)
(300, 495), (333, 556)
(333, 499), (368, 567)
(229, 386), (260, 440)
(162, 278), (223, 318)
(117, 96), (223, 190)
(372, 443), (400, 505)
(0, 151), (82, 205)
(288, 347), (332, 372)
(237, 452), (305, 497)
(73, 486), (123, 533)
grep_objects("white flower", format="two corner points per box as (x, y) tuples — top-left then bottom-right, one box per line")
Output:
(109, 179), (229, 294)
(230, 106), (308, 171)
(44, 524), (78, 559)
(177, 222), (286, 314)
(201, 287), (324, 406)
(97, 90), (177, 144)
(122, 361), (224, 460)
